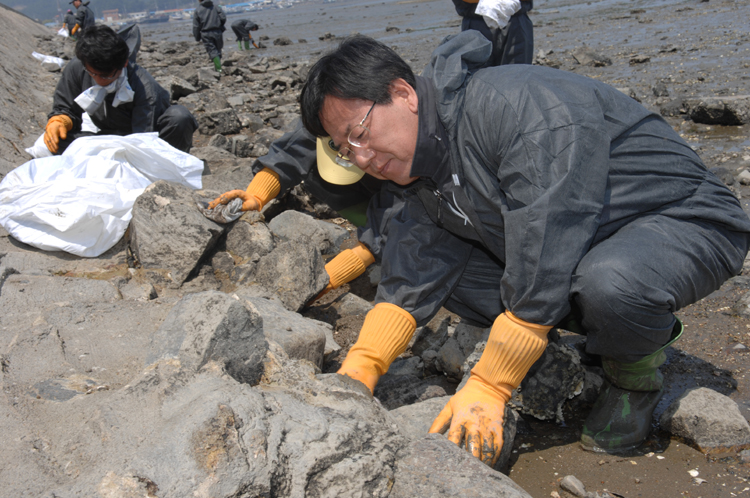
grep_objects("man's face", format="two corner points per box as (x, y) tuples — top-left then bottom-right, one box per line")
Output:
(84, 63), (126, 87)
(319, 78), (420, 186)
(73, 0), (81, 7)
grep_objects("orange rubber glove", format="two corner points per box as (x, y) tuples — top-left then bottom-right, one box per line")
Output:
(311, 242), (374, 303)
(207, 167), (280, 211)
(429, 311), (550, 467)
(338, 303), (416, 393)
(71, 24), (80, 35)
(44, 115), (73, 154)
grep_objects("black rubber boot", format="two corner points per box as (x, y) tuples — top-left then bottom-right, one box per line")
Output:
(580, 318), (683, 453)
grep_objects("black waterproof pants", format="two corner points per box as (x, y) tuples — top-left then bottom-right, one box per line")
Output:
(201, 29), (223, 60)
(444, 215), (749, 362)
(460, 5), (534, 66)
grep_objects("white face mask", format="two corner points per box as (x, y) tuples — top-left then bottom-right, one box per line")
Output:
(74, 66), (135, 114)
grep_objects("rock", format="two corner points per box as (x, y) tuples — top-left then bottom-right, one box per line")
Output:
(386, 26), (400, 32)
(225, 216), (274, 262)
(455, 321), (490, 356)
(659, 387), (750, 453)
(111, 275), (158, 301)
(268, 210), (348, 255)
(241, 294), (327, 369)
(239, 112), (265, 133)
(146, 291), (268, 385)
(273, 36), (293, 46)
(436, 337), (465, 381)
(513, 342), (586, 423)
(737, 169), (750, 186)
(130, 180), (226, 286)
(561, 475), (588, 497)
(412, 314), (452, 356)
(157, 75), (197, 100)
(337, 292), (373, 316)
(390, 434), (531, 497)
(253, 240), (329, 312)
(660, 98), (687, 117)
(197, 108), (243, 135)
(687, 96), (750, 125)
(629, 54), (651, 64)
(571, 47), (612, 66)
(652, 82), (669, 97)
(208, 133), (232, 152)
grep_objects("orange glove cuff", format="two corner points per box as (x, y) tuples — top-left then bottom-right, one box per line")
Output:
(338, 303), (417, 392)
(325, 242), (375, 289)
(470, 311), (551, 398)
(246, 167), (281, 208)
(47, 115), (73, 131)
(71, 24), (80, 35)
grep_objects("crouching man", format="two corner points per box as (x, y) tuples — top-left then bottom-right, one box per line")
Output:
(298, 32), (750, 463)
(44, 25), (198, 155)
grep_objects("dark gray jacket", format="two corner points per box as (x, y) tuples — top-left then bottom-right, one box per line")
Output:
(74, 2), (95, 29)
(192, 0), (226, 41)
(371, 31), (750, 326)
(49, 58), (170, 136)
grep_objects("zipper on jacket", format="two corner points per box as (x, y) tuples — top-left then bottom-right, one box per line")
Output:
(433, 190), (444, 228)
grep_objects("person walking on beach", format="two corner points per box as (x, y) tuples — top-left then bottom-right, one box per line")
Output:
(193, 0), (227, 74)
(69, 0), (95, 37)
(231, 19), (259, 50)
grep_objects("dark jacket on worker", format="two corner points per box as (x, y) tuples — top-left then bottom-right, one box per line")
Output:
(64, 12), (76, 33)
(366, 31), (750, 328)
(74, 1), (95, 30)
(192, 0), (226, 41)
(49, 58), (171, 137)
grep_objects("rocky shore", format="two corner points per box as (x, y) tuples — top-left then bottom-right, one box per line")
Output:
(2, 0), (750, 496)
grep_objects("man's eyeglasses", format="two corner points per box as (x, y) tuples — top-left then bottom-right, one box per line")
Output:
(85, 68), (122, 83)
(333, 101), (376, 168)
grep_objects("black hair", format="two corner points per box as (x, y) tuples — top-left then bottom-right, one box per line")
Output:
(299, 35), (416, 137)
(75, 25), (129, 73)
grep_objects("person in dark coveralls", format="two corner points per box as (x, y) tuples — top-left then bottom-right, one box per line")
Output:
(43, 25), (198, 155)
(69, 0), (95, 37)
(298, 33), (750, 463)
(193, 0), (227, 73)
(231, 19), (259, 50)
(63, 9), (77, 37)
(453, 0), (533, 65)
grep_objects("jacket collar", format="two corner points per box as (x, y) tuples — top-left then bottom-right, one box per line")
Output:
(409, 75), (452, 186)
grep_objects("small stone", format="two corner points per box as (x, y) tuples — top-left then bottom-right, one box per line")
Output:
(560, 475), (587, 497)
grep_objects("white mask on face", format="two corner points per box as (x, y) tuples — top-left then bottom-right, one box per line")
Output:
(74, 66), (135, 114)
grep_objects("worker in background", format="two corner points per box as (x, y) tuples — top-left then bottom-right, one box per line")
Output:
(193, 0), (227, 74)
(63, 9), (77, 38)
(231, 19), (260, 50)
(69, 0), (95, 38)
(453, 0), (533, 65)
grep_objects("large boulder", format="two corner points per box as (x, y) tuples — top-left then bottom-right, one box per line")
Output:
(130, 180), (226, 286)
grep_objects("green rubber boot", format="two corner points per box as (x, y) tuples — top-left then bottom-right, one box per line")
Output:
(580, 318), (683, 453)
(238, 40), (243, 50)
(212, 56), (222, 73)
(243, 40), (250, 50)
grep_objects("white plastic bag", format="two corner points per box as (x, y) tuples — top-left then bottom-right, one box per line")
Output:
(475, 0), (521, 29)
(32, 51), (66, 69)
(57, 27), (69, 38)
(0, 133), (204, 257)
